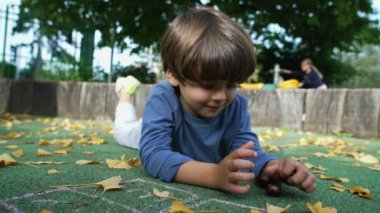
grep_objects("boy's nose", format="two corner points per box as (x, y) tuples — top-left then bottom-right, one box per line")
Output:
(211, 89), (227, 101)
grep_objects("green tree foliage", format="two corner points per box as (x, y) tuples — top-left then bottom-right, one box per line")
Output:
(14, 0), (380, 84)
(339, 45), (380, 87)
(210, 0), (380, 84)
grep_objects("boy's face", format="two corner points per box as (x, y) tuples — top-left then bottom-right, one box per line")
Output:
(178, 80), (238, 118)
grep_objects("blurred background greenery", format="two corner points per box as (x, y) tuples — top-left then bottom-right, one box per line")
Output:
(0, 0), (379, 87)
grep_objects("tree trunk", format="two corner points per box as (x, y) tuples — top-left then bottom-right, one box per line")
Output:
(79, 27), (95, 81)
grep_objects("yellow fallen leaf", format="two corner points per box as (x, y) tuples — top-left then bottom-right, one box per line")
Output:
(153, 188), (170, 198)
(250, 209), (260, 213)
(350, 186), (372, 199)
(11, 149), (24, 157)
(51, 175), (123, 196)
(53, 149), (68, 155)
(5, 121), (13, 129)
(320, 175), (349, 183)
(41, 209), (53, 213)
(106, 154), (131, 170)
(368, 164), (380, 171)
(88, 136), (106, 145)
(357, 154), (379, 164)
(96, 175), (123, 195)
(291, 156), (308, 161)
(329, 183), (347, 192)
(299, 138), (309, 146)
(26, 161), (65, 165)
(0, 132), (21, 139)
(0, 153), (17, 167)
(313, 152), (335, 158)
(266, 203), (291, 213)
(4, 145), (18, 149)
(83, 151), (94, 155)
(169, 200), (194, 213)
(39, 139), (73, 147)
(48, 169), (60, 174)
(76, 160), (101, 165)
(307, 201), (337, 213)
(304, 163), (314, 169)
(37, 149), (54, 156)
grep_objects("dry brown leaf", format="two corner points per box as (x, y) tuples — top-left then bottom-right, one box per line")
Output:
(320, 175), (349, 183)
(106, 154), (132, 170)
(127, 157), (142, 166)
(169, 200), (194, 213)
(26, 161), (65, 165)
(4, 145), (18, 149)
(153, 188), (170, 198)
(48, 169), (60, 174)
(76, 160), (101, 165)
(307, 201), (337, 213)
(95, 175), (123, 195)
(266, 203), (291, 213)
(0, 153), (17, 167)
(350, 186), (372, 199)
(11, 149), (24, 157)
(53, 149), (68, 155)
(37, 149), (54, 156)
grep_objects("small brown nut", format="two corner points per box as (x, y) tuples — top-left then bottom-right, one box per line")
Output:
(265, 183), (282, 197)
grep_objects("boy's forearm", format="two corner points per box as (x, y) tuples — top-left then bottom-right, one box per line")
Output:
(174, 160), (220, 189)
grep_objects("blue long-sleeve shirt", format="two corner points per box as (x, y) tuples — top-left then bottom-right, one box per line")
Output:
(139, 80), (276, 182)
(302, 69), (325, 88)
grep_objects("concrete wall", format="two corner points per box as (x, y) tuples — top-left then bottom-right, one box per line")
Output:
(0, 79), (379, 138)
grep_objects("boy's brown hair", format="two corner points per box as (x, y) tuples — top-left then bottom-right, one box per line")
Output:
(160, 7), (256, 85)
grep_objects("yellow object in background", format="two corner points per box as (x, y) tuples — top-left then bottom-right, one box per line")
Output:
(240, 83), (264, 90)
(278, 79), (300, 89)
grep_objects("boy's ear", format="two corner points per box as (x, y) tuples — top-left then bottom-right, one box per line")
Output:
(165, 70), (180, 87)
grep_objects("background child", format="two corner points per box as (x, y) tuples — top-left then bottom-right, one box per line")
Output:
(115, 7), (315, 195)
(282, 58), (328, 89)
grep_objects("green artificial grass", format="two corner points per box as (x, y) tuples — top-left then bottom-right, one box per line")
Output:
(0, 114), (379, 213)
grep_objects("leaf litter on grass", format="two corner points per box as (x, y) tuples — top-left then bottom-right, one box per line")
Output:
(52, 175), (123, 196)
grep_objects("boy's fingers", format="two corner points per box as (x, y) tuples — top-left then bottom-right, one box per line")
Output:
(299, 173), (316, 192)
(229, 159), (254, 171)
(231, 148), (256, 160)
(240, 141), (254, 149)
(287, 167), (308, 186)
(228, 171), (255, 182)
(280, 159), (298, 178)
(226, 183), (251, 194)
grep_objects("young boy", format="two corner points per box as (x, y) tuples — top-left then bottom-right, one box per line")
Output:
(114, 7), (315, 195)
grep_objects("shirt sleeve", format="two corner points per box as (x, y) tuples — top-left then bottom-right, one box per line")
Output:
(230, 100), (277, 176)
(139, 87), (193, 182)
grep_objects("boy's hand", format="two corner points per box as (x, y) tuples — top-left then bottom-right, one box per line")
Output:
(216, 141), (257, 194)
(258, 158), (316, 196)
